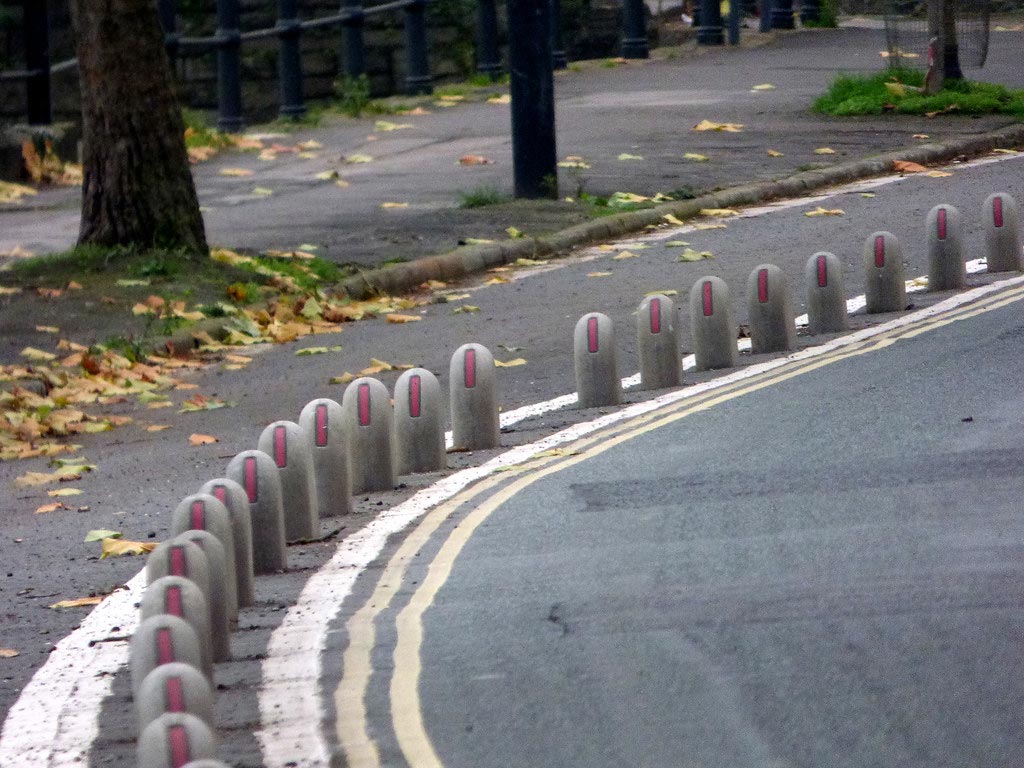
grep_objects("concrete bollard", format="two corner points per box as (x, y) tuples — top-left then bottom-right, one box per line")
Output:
(136, 711), (217, 768)
(393, 369), (447, 474)
(926, 203), (967, 290)
(341, 377), (395, 493)
(170, 531), (231, 662)
(130, 615), (207, 698)
(689, 276), (738, 371)
(297, 398), (353, 518)
(450, 344), (501, 450)
(225, 450), (287, 575)
(574, 313), (622, 408)
(636, 294), (682, 391)
(805, 252), (849, 334)
(983, 192), (1023, 273)
(136, 662), (215, 735)
(746, 264), (797, 353)
(171, 495), (238, 623)
(864, 231), (906, 313)
(139, 577), (213, 682)
(198, 478), (255, 608)
(146, 540), (212, 632)
(257, 421), (319, 542)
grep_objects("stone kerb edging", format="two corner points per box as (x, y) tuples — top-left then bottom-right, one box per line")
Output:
(334, 122), (1024, 301)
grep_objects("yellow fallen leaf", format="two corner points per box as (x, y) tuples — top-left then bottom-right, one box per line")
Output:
(663, 214), (684, 226)
(375, 120), (413, 131)
(386, 313), (421, 323)
(399, 106), (432, 116)
(677, 247), (714, 262)
(380, 202), (409, 209)
(617, 153), (644, 161)
(50, 596), (104, 609)
(665, 240), (690, 247)
(487, 94), (511, 104)
(252, 187), (274, 196)
(452, 305), (481, 314)
(0, 648), (19, 658)
(683, 153), (709, 162)
(100, 539), (157, 559)
(613, 250), (641, 260)
(438, 94), (465, 101)
(495, 358), (527, 367)
(0, 180), (38, 203)
(485, 276), (511, 285)
(693, 222), (727, 231)
(558, 157), (590, 169)
(913, 134), (930, 139)
(315, 169), (340, 180)
(587, 271), (613, 277)
(35, 325), (59, 333)
(345, 154), (374, 164)
(992, 148), (1018, 155)
(805, 207), (845, 217)
(506, 227), (524, 239)
(220, 167), (254, 177)
(444, 293), (472, 301)
(330, 372), (357, 385)
(515, 258), (545, 267)
(188, 433), (219, 446)
(0, 286), (23, 295)
(814, 147), (836, 155)
(700, 208), (738, 218)
(297, 140), (323, 150)
(693, 120), (743, 132)
(751, 83), (776, 91)
(47, 488), (82, 497)
(146, 424), (171, 432)
(35, 502), (67, 514)
(645, 289), (678, 297)
(767, 149), (784, 157)
(21, 347), (56, 362)
(860, 192), (876, 198)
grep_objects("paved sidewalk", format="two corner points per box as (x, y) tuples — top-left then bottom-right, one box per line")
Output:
(2, 25), (1022, 269)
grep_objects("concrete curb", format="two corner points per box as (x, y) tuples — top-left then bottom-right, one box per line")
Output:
(334, 122), (1024, 301)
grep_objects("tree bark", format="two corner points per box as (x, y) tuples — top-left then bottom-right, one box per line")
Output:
(71, 0), (207, 254)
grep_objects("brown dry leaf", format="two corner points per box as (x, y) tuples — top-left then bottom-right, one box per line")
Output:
(35, 502), (67, 514)
(36, 287), (62, 298)
(100, 539), (156, 559)
(66, 281), (83, 290)
(0, 648), (19, 658)
(50, 596), (104, 609)
(146, 424), (171, 432)
(386, 313), (422, 324)
(924, 170), (952, 178)
(893, 160), (928, 174)
(693, 120), (744, 133)
(459, 155), (494, 165)
(804, 207), (845, 217)
(925, 104), (958, 118)
(188, 433), (219, 446)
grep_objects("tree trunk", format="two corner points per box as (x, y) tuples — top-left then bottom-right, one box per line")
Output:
(71, 0), (207, 254)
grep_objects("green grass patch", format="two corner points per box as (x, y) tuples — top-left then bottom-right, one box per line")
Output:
(182, 109), (236, 149)
(814, 68), (1024, 118)
(459, 186), (509, 209)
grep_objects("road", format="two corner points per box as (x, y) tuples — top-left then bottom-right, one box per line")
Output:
(2, 149), (1024, 766)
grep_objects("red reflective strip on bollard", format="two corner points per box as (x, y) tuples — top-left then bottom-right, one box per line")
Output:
(817, 255), (828, 287)
(358, 383), (371, 425)
(165, 677), (185, 713)
(587, 317), (599, 353)
(156, 628), (174, 664)
(994, 197), (1004, 228)
(244, 457), (258, 503)
(757, 269), (769, 303)
(409, 375), (422, 417)
(169, 546), (187, 578)
(874, 236), (885, 268)
(937, 208), (947, 240)
(649, 299), (661, 334)
(315, 404), (328, 447)
(212, 485), (227, 504)
(273, 425), (287, 467)
(464, 350), (477, 388)
(702, 281), (714, 316)
(168, 725), (191, 767)
(190, 500), (205, 530)
(165, 586), (183, 618)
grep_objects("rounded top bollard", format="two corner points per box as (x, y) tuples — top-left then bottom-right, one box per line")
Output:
(573, 312), (622, 408)
(804, 251), (848, 334)
(197, 477), (255, 608)
(746, 263), (796, 354)
(983, 192), (1023, 273)
(136, 661), (215, 735)
(689, 275), (737, 371)
(225, 449), (287, 575)
(863, 231), (906, 314)
(926, 203), (966, 291)
(257, 420), (319, 542)
(141, 575), (214, 677)
(171, 494), (237, 620)
(136, 711), (218, 768)
(297, 398), (353, 518)
(393, 368), (447, 475)
(130, 614), (207, 698)
(170, 530), (232, 662)
(341, 377), (396, 493)
(636, 294), (682, 391)
(449, 344), (501, 451)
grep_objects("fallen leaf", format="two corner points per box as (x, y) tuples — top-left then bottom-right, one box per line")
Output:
(459, 155), (494, 165)
(188, 433), (219, 446)
(0, 649), (19, 658)
(452, 305), (481, 314)
(380, 202), (409, 209)
(677, 248), (714, 262)
(613, 250), (641, 260)
(699, 208), (739, 218)
(50, 596), (103, 609)
(444, 293), (472, 301)
(20, 347), (56, 363)
(515, 258), (545, 266)
(36, 287), (62, 298)
(0, 180), (38, 203)
(100, 538), (156, 558)
(344, 154), (374, 164)
(35, 502), (66, 514)
(179, 394), (234, 413)
(664, 240), (691, 247)
(645, 289), (678, 296)
(683, 153), (709, 162)
(146, 425), (171, 432)
(924, 170), (952, 178)
(399, 106), (432, 116)
(617, 153), (644, 161)
(220, 167), (254, 177)
(506, 226), (524, 239)
(693, 120), (744, 132)
(484, 276), (511, 285)
(558, 156), (590, 169)
(913, 134), (930, 139)
(925, 104), (958, 117)
(487, 94), (511, 104)
(814, 147), (836, 155)
(587, 271), (613, 277)
(252, 187), (274, 196)
(607, 192), (650, 207)
(297, 140), (323, 151)
(893, 160), (928, 174)
(751, 83), (776, 91)
(330, 373), (357, 385)
(663, 214), (685, 226)
(46, 488), (82, 497)
(374, 120), (413, 132)
(992, 148), (1018, 155)
(495, 358), (527, 367)
(84, 529), (120, 542)
(693, 222), (728, 231)
(884, 81), (922, 97)
(0, 286), (23, 295)
(66, 281), (83, 291)
(35, 325), (59, 333)
(767, 149), (784, 157)
(805, 207), (845, 217)
(860, 192), (876, 198)
(386, 313), (422, 323)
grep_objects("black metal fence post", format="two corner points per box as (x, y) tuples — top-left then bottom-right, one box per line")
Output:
(23, 0), (52, 125)
(799, 0), (820, 24)
(157, 0), (179, 62)
(771, 0), (794, 29)
(403, 0), (432, 95)
(277, 0), (306, 118)
(621, 0), (649, 58)
(341, 0), (366, 78)
(215, 0), (244, 131)
(728, 0), (741, 43)
(476, 0), (502, 79)
(508, 0), (556, 198)
(550, 0), (567, 69)
(759, 0), (773, 31)
(697, 0), (724, 44)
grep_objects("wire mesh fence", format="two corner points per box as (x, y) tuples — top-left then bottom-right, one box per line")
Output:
(884, 0), (991, 69)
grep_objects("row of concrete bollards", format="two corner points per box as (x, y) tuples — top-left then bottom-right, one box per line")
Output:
(128, 193), (1021, 765)
(573, 195), (1023, 406)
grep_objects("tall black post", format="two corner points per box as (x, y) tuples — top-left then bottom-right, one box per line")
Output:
(403, 0), (433, 95)
(476, 0), (502, 79)
(216, 0), (244, 131)
(771, 0), (794, 29)
(508, 0), (557, 198)
(697, 0), (724, 44)
(800, 0), (820, 24)
(728, 0), (742, 43)
(621, 0), (649, 58)
(341, 0), (366, 78)
(157, 0), (179, 62)
(23, 0), (52, 126)
(550, 0), (568, 69)
(759, 0), (773, 31)
(277, 0), (306, 118)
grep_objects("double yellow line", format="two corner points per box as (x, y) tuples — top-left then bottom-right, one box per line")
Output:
(334, 280), (1024, 768)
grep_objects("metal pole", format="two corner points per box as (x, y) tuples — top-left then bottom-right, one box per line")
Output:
(728, 0), (741, 43)
(277, 0), (306, 118)
(771, 0), (794, 29)
(476, 0), (503, 79)
(799, 0), (820, 24)
(550, 0), (568, 69)
(157, 0), (179, 62)
(403, 0), (433, 95)
(697, 0), (724, 44)
(759, 0), (773, 32)
(621, 0), (649, 58)
(508, 0), (557, 198)
(216, 0), (244, 132)
(341, 0), (366, 78)
(23, 0), (52, 125)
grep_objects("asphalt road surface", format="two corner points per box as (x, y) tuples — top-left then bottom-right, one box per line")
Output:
(335, 282), (1024, 768)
